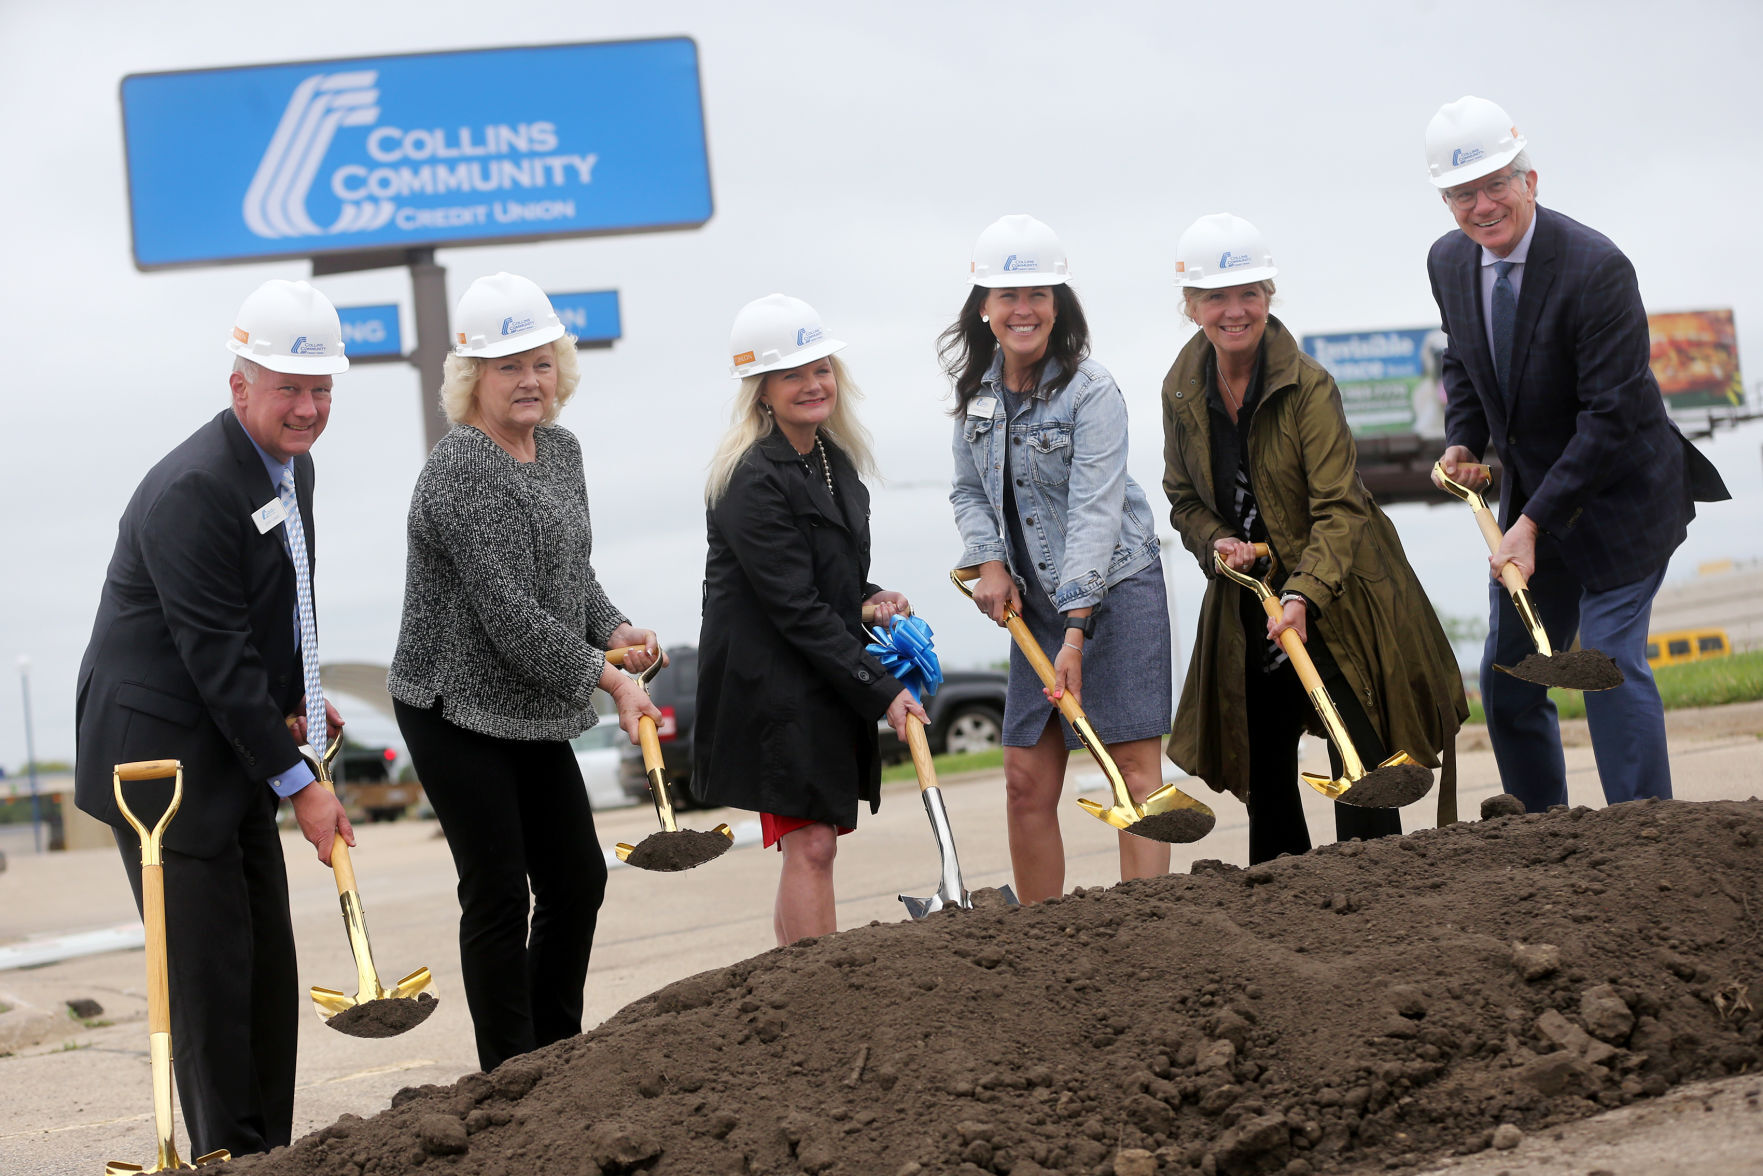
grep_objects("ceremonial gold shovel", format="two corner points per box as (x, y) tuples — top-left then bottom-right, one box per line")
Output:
(1432, 462), (1623, 691)
(308, 736), (438, 1037)
(108, 759), (229, 1174)
(951, 568), (1215, 843)
(1215, 545), (1433, 808)
(608, 647), (734, 871)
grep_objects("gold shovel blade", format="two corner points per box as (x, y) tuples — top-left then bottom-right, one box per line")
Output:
(311, 966), (436, 1021)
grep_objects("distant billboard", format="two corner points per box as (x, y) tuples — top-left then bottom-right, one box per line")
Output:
(120, 38), (713, 270)
(1300, 328), (1448, 438)
(1650, 310), (1743, 415)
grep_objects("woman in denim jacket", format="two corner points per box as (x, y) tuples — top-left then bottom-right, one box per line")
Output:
(944, 215), (1172, 903)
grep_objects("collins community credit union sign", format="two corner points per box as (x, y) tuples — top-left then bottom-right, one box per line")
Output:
(120, 38), (713, 270)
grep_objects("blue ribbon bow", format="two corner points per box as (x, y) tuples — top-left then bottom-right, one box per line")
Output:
(866, 614), (943, 702)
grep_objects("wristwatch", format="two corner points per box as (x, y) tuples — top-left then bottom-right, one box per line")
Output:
(1063, 613), (1097, 638)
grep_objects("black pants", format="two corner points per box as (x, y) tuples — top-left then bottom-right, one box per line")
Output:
(1241, 604), (1401, 864)
(111, 787), (297, 1158)
(395, 699), (608, 1073)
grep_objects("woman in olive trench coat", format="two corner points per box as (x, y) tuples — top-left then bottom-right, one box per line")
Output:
(1161, 219), (1465, 861)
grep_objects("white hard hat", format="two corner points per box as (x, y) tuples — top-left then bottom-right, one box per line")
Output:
(1425, 96), (1527, 189)
(1173, 213), (1278, 289)
(452, 272), (566, 358)
(226, 279), (349, 375)
(969, 214), (1070, 288)
(728, 293), (846, 379)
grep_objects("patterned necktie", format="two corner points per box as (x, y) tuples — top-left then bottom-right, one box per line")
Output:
(1491, 260), (1517, 392)
(279, 466), (327, 753)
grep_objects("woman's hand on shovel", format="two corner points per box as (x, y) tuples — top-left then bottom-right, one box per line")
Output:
(970, 561), (1022, 627)
(1213, 537), (1259, 573)
(885, 689), (931, 741)
(1266, 597), (1309, 645)
(291, 783), (355, 866)
(607, 624), (666, 673)
(1044, 637), (1083, 708)
(604, 670), (664, 745)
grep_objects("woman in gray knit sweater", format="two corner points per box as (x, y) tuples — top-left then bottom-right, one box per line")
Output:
(389, 272), (661, 1073)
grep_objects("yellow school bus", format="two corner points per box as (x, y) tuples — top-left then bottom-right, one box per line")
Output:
(1646, 628), (1731, 669)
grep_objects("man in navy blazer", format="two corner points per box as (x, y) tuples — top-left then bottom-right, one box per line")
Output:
(74, 280), (355, 1158)
(1424, 96), (1728, 814)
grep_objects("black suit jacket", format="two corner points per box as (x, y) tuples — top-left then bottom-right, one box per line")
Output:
(691, 433), (902, 827)
(76, 410), (313, 857)
(1428, 205), (1727, 590)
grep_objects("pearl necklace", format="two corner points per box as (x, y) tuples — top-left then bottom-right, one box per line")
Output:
(803, 433), (835, 498)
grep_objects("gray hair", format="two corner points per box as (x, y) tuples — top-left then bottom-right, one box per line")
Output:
(1509, 149), (1533, 178)
(232, 355), (263, 384)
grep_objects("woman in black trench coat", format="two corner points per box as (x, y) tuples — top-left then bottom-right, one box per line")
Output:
(692, 293), (928, 945)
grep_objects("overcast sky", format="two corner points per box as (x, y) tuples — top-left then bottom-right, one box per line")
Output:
(3, 0), (1760, 766)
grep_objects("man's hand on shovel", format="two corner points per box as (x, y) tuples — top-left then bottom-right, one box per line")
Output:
(291, 779), (354, 867)
(1432, 445), (1490, 492)
(1490, 513), (1539, 584)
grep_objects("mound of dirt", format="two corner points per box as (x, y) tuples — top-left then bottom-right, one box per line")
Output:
(222, 799), (1761, 1176)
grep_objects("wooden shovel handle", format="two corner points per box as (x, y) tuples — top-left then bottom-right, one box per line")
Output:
(905, 714), (938, 794)
(115, 759), (181, 781)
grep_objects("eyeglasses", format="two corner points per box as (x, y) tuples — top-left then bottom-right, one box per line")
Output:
(1444, 172), (1524, 210)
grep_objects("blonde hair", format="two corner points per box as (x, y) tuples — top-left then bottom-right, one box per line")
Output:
(439, 335), (581, 426)
(705, 354), (879, 505)
(1181, 280), (1278, 325)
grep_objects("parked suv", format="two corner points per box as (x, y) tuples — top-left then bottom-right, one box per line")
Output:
(617, 646), (1007, 811)
(335, 744), (422, 822)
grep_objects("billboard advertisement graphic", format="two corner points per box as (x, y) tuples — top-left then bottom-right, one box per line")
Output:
(121, 39), (713, 269)
(1649, 309), (1744, 413)
(1301, 328), (1449, 439)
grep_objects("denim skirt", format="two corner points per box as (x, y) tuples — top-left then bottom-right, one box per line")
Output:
(1002, 559), (1173, 749)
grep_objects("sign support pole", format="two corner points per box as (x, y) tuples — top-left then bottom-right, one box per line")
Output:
(408, 249), (451, 452)
(314, 248), (452, 453)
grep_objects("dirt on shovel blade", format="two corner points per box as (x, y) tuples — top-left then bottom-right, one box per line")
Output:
(216, 798), (1763, 1176)
(1124, 806), (1216, 844)
(324, 992), (438, 1039)
(1337, 762), (1434, 809)
(622, 828), (732, 872)
(1499, 648), (1625, 691)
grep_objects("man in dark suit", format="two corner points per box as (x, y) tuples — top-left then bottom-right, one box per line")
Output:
(75, 279), (355, 1158)
(1425, 96), (1728, 813)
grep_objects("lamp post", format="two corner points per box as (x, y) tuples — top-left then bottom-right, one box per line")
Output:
(18, 655), (41, 854)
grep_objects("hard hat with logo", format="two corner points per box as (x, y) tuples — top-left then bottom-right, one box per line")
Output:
(226, 279), (349, 375)
(1172, 213), (1278, 289)
(453, 272), (567, 358)
(969, 214), (1070, 288)
(728, 293), (846, 379)
(1425, 96), (1527, 189)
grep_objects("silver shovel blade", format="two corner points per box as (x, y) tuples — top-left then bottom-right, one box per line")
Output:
(900, 889), (966, 920)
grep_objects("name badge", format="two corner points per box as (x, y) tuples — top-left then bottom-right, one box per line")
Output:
(967, 395), (997, 418)
(252, 497), (287, 534)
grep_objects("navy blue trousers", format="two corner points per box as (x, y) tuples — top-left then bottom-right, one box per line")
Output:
(1481, 555), (1670, 812)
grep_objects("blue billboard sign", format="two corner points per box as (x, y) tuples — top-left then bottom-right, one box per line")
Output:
(550, 291), (622, 344)
(120, 38), (713, 270)
(337, 303), (403, 358)
(1301, 327), (1449, 438)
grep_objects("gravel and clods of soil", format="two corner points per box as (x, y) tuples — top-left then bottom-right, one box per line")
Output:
(222, 798), (1761, 1176)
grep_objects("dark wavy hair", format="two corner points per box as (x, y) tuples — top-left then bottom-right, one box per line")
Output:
(937, 284), (1091, 414)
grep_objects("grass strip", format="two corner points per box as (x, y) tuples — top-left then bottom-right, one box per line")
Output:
(1465, 649), (1763, 724)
